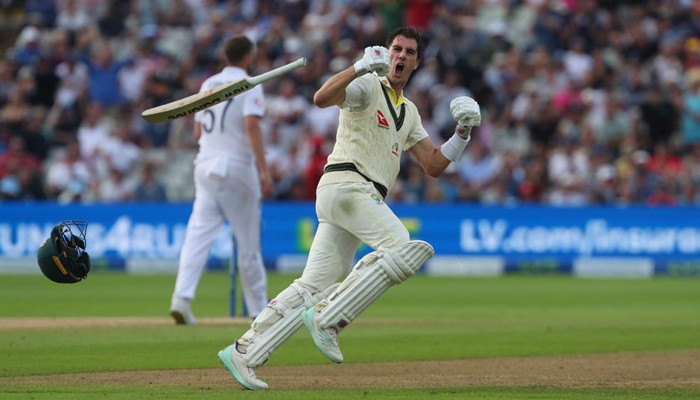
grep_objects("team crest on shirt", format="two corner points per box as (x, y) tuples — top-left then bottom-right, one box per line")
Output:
(371, 193), (383, 204)
(377, 110), (390, 129)
(391, 143), (399, 157)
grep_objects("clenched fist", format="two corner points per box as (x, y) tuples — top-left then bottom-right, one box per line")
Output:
(449, 96), (481, 140)
(354, 46), (391, 77)
(450, 96), (481, 127)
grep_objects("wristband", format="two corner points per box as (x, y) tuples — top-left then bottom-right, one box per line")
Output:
(353, 60), (368, 77)
(440, 133), (471, 162)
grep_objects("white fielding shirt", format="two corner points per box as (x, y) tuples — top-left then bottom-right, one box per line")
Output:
(194, 66), (266, 165)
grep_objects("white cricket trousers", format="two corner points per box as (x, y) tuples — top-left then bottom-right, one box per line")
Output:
(174, 158), (268, 316)
(296, 181), (410, 292)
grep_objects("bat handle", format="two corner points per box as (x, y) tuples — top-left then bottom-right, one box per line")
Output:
(249, 57), (307, 86)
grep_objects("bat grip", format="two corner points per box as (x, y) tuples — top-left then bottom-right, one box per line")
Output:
(249, 58), (307, 85)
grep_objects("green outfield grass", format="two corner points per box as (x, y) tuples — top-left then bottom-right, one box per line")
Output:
(1, 271), (699, 399)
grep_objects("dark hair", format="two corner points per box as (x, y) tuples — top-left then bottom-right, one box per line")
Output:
(385, 27), (424, 60)
(223, 35), (253, 65)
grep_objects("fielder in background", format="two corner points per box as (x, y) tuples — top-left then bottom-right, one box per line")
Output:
(217, 26), (481, 389)
(170, 35), (273, 325)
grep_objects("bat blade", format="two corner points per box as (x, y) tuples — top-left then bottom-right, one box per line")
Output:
(141, 79), (253, 123)
(141, 57), (306, 123)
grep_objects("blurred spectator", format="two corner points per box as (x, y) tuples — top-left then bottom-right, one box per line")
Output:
(44, 139), (91, 202)
(405, 0), (434, 31)
(0, 135), (41, 179)
(0, 60), (16, 104)
(423, 177), (444, 203)
(547, 137), (589, 205)
(646, 142), (683, 181)
(437, 163), (460, 202)
(681, 68), (700, 145)
(77, 101), (111, 162)
(492, 117), (531, 157)
(518, 158), (547, 203)
(595, 94), (632, 153)
(431, 69), (472, 136)
(302, 100), (339, 138)
(562, 38), (593, 83)
(403, 160), (427, 203)
(85, 44), (131, 108)
(647, 180), (678, 206)
(652, 40), (684, 86)
(95, 119), (142, 178)
(98, 1), (130, 38)
(13, 24), (42, 67)
(18, 106), (51, 161)
(527, 99), (560, 148)
(25, 1), (57, 28)
(0, 86), (31, 130)
(56, 0), (91, 45)
(54, 50), (89, 109)
(30, 56), (59, 108)
(266, 77), (309, 148)
(0, 166), (45, 200)
(118, 59), (147, 104)
(94, 168), (133, 202)
(456, 140), (500, 202)
(133, 163), (166, 201)
(639, 85), (679, 147)
(303, 135), (329, 200)
(272, 140), (309, 199)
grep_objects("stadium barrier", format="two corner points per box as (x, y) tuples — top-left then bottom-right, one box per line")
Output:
(1, 202), (700, 278)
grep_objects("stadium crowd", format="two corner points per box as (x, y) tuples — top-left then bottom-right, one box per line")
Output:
(1, 0), (700, 206)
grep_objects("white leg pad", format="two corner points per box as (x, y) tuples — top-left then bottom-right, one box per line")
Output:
(314, 240), (434, 331)
(239, 282), (338, 367)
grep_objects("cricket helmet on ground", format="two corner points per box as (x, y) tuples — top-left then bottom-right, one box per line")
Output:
(37, 220), (90, 283)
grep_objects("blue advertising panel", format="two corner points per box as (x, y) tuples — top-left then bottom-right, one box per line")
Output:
(1, 202), (699, 275)
(404, 204), (700, 258)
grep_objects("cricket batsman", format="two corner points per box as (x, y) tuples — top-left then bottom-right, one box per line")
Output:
(217, 26), (481, 390)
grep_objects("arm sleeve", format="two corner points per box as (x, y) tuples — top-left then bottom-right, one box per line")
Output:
(243, 85), (265, 117)
(341, 74), (373, 112)
(403, 103), (430, 150)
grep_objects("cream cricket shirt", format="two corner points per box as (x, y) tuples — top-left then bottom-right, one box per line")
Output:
(319, 73), (429, 195)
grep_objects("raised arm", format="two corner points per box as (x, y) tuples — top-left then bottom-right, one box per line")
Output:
(410, 96), (482, 177)
(409, 137), (452, 177)
(313, 46), (391, 108)
(313, 67), (356, 108)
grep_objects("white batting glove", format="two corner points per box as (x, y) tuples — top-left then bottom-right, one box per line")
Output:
(450, 96), (481, 139)
(354, 46), (391, 77)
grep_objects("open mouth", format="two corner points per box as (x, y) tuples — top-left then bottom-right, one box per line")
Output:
(395, 63), (404, 74)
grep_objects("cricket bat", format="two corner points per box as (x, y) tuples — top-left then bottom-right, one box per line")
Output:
(142, 57), (307, 123)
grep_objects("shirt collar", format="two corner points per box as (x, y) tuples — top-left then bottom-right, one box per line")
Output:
(379, 75), (404, 107)
(223, 66), (246, 74)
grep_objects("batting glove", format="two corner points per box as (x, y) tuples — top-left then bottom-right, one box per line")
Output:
(354, 46), (391, 77)
(450, 96), (481, 139)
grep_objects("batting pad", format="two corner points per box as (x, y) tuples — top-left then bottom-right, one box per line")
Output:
(314, 240), (434, 332)
(239, 282), (338, 367)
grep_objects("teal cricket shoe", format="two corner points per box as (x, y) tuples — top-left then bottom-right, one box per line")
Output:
(301, 307), (344, 363)
(217, 343), (268, 390)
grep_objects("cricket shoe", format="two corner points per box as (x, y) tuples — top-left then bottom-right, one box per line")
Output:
(170, 295), (197, 325)
(301, 307), (344, 363)
(217, 342), (268, 390)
